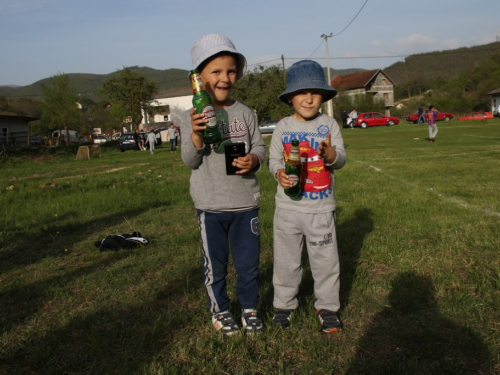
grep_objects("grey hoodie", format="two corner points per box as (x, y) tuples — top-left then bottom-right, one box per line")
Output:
(268, 114), (346, 214)
(180, 101), (266, 211)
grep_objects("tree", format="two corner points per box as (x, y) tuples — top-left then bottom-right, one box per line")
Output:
(39, 74), (83, 143)
(98, 67), (158, 129)
(79, 97), (120, 136)
(232, 65), (294, 122)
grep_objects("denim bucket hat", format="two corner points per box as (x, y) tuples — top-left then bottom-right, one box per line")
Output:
(279, 60), (337, 105)
(191, 33), (247, 80)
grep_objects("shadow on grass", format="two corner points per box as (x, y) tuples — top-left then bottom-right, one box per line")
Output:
(0, 205), (169, 336)
(0, 205), (168, 275)
(347, 271), (494, 374)
(0, 252), (131, 335)
(338, 208), (374, 308)
(1, 265), (202, 374)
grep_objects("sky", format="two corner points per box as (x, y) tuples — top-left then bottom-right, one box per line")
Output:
(1, 0), (499, 87)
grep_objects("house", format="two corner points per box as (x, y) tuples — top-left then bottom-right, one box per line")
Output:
(141, 86), (192, 129)
(0, 114), (38, 147)
(487, 88), (500, 116)
(331, 69), (395, 115)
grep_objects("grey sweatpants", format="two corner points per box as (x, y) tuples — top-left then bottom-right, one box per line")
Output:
(428, 124), (438, 139)
(273, 207), (340, 312)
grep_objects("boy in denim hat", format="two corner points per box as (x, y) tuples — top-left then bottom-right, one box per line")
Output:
(179, 33), (266, 335)
(268, 60), (346, 333)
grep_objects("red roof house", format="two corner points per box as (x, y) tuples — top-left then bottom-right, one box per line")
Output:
(331, 69), (395, 114)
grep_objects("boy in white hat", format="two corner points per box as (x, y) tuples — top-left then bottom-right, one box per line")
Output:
(269, 60), (346, 333)
(179, 34), (266, 335)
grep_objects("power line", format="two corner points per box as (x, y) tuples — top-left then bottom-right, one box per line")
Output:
(305, 0), (369, 59)
(332, 0), (369, 38)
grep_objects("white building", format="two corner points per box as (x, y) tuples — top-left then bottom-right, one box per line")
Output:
(487, 88), (500, 116)
(142, 87), (192, 128)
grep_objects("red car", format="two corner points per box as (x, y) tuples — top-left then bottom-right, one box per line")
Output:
(458, 112), (494, 121)
(406, 110), (454, 124)
(355, 112), (399, 129)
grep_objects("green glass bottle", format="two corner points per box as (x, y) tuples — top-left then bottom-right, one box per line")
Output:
(190, 69), (222, 144)
(284, 139), (302, 197)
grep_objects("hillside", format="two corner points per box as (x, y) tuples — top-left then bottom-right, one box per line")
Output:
(0, 67), (190, 101)
(2, 41), (500, 103)
(0, 65), (367, 102)
(384, 41), (500, 84)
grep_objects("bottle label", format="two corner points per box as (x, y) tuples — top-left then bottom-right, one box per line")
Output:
(203, 105), (217, 128)
(191, 74), (203, 92)
(289, 174), (300, 187)
(289, 149), (300, 164)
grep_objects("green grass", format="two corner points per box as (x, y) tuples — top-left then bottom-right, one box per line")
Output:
(1, 121), (499, 374)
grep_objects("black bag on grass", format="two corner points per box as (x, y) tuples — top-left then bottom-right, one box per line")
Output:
(94, 232), (149, 251)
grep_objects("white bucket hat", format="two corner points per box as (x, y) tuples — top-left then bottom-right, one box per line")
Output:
(191, 33), (247, 80)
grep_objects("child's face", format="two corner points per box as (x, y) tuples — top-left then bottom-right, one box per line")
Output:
(200, 55), (237, 109)
(290, 89), (323, 121)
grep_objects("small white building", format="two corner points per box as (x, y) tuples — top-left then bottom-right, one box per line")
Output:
(487, 88), (500, 115)
(142, 87), (192, 128)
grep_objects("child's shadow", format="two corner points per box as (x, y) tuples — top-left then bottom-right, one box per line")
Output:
(338, 208), (374, 307)
(346, 272), (494, 374)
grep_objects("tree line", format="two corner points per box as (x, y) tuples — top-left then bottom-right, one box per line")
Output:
(3, 49), (500, 139)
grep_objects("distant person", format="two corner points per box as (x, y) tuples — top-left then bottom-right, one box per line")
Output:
(417, 105), (425, 124)
(167, 123), (179, 153)
(349, 108), (358, 128)
(134, 129), (141, 150)
(180, 33), (266, 335)
(427, 105), (438, 143)
(139, 130), (146, 150)
(341, 109), (349, 129)
(146, 129), (157, 154)
(269, 60), (346, 333)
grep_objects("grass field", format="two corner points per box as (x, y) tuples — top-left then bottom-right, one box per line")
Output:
(1, 120), (499, 374)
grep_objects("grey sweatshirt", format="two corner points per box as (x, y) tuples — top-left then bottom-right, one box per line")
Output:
(180, 101), (266, 211)
(268, 114), (346, 213)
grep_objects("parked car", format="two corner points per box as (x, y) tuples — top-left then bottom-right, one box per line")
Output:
(259, 120), (278, 134)
(458, 111), (494, 121)
(355, 112), (399, 129)
(30, 136), (46, 146)
(52, 129), (88, 144)
(117, 133), (141, 152)
(406, 110), (454, 124)
(93, 135), (108, 144)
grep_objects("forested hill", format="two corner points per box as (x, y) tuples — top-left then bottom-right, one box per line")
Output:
(0, 66), (364, 101)
(0, 67), (190, 101)
(384, 41), (500, 85)
(2, 41), (500, 101)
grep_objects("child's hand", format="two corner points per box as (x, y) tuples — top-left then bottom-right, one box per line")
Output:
(318, 133), (337, 164)
(275, 169), (294, 189)
(190, 108), (206, 148)
(234, 154), (258, 174)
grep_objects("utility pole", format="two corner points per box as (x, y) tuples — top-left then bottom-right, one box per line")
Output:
(281, 54), (286, 84)
(321, 33), (333, 117)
